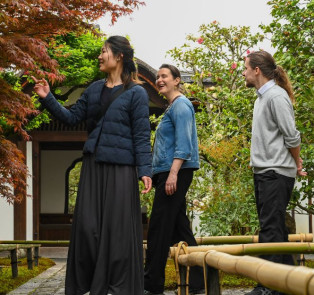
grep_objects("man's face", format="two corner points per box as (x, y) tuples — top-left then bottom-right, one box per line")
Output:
(242, 58), (257, 88)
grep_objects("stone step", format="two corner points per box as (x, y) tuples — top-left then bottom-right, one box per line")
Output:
(40, 247), (69, 259)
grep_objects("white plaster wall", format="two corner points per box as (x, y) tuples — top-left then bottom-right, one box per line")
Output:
(295, 213), (309, 233)
(41, 150), (82, 213)
(26, 141), (33, 240)
(294, 180), (313, 234)
(0, 197), (14, 240)
(191, 211), (201, 236)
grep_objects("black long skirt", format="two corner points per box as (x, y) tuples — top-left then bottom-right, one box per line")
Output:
(65, 154), (143, 295)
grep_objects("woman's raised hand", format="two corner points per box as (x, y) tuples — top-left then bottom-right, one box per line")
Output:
(31, 76), (50, 98)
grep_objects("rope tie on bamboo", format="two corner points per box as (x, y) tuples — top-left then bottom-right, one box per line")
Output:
(174, 241), (189, 295)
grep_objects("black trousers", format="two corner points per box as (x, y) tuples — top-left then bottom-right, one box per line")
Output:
(65, 155), (143, 295)
(254, 170), (295, 265)
(144, 169), (204, 293)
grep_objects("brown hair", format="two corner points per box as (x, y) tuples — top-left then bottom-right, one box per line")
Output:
(247, 51), (295, 103)
(105, 36), (141, 86)
(158, 64), (182, 92)
(159, 64), (181, 80)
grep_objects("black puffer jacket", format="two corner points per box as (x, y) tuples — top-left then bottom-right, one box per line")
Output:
(40, 79), (152, 178)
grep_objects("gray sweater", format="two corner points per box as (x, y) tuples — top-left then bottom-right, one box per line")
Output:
(250, 83), (300, 178)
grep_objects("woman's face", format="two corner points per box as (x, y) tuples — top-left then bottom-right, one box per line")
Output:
(156, 68), (180, 97)
(98, 45), (120, 73)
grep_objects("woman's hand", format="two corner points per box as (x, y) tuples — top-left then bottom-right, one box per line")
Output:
(31, 76), (50, 98)
(165, 158), (184, 196)
(165, 159), (184, 196)
(165, 171), (178, 196)
(141, 176), (152, 194)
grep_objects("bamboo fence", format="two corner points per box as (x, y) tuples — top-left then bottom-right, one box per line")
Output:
(170, 242), (314, 258)
(0, 244), (40, 277)
(175, 249), (314, 295)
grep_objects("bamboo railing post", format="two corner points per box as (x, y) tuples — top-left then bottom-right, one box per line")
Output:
(34, 246), (39, 266)
(174, 242), (190, 295)
(10, 248), (18, 278)
(27, 247), (33, 270)
(178, 264), (188, 295)
(204, 265), (220, 295)
(203, 252), (220, 295)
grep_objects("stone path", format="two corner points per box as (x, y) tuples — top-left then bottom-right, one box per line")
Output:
(7, 258), (251, 295)
(8, 259), (66, 295)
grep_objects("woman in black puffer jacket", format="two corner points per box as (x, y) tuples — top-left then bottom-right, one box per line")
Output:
(33, 35), (152, 295)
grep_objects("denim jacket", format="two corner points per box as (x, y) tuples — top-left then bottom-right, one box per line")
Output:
(152, 95), (199, 175)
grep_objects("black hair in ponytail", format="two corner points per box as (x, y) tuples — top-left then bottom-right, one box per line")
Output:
(105, 35), (141, 86)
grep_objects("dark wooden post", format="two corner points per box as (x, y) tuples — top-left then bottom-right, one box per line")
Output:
(10, 248), (18, 278)
(34, 246), (39, 266)
(204, 264), (220, 295)
(27, 247), (33, 270)
(178, 264), (188, 295)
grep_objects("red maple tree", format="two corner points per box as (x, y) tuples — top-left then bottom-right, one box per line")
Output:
(0, 0), (144, 203)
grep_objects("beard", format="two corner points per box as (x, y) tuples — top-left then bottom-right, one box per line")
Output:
(245, 80), (255, 88)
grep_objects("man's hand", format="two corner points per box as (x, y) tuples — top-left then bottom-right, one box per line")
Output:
(297, 157), (307, 177)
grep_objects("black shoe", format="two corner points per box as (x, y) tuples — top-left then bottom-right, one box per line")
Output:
(143, 290), (165, 295)
(245, 286), (279, 295)
(189, 288), (205, 294)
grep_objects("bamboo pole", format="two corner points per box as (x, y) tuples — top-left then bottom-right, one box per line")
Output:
(143, 233), (313, 245)
(0, 240), (69, 245)
(170, 242), (314, 258)
(0, 245), (17, 251)
(204, 251), (314, 295)
(176, 251), (314, 294)
(195, 233), (313, 245)
(2, 233), (311, 246)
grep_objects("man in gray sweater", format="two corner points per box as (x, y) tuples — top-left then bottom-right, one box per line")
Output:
(242, 51), (307, 295)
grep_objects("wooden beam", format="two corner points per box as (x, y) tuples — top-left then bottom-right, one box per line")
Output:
(14, 141), (26, 240)
(32, 140), (40, 240)
(29, 131), (87, 142)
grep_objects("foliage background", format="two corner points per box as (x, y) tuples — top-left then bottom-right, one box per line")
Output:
(0, 0), (143, 203)
(261, 0), (314, 216)
(165, 21), (264, 236)
(0, 0), (312, 237)
(143, 0), (313, 236)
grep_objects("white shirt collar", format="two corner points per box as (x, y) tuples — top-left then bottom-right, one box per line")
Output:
(257, 79), (276, 97)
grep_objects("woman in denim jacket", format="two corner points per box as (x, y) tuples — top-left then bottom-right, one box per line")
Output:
(144, 64), (204, 295)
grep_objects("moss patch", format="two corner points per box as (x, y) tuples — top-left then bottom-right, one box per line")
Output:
(220, 272), (255, 288)
(0, 257), (55, 295)
(165, 259), (177, 289)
